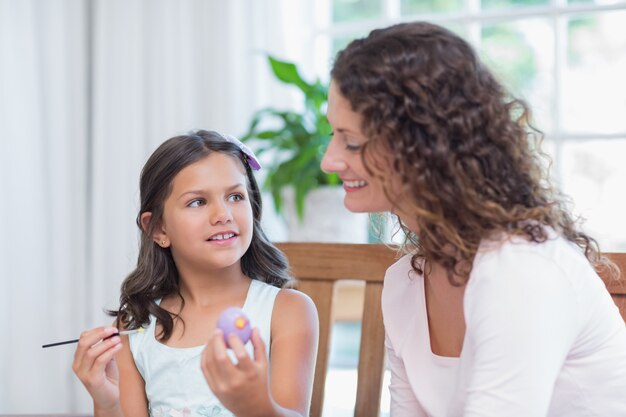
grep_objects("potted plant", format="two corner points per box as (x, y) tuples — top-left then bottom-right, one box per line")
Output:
(241, 55), (369, 243)
(241, 55), (339, 220)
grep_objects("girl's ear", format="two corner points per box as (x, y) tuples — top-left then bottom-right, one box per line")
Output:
(140, 212), (170, 248)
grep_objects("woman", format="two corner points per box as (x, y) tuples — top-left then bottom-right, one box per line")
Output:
(321, 21), (626, 417)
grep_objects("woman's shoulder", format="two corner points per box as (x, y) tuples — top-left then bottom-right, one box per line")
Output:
(382, 253), (423, 312)
(384, 253), (421, 288)
(475, 230), (587, 274)
(469, 230), (597, 301)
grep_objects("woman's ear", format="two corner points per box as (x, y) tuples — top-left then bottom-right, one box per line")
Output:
(140, 212), (169, 248)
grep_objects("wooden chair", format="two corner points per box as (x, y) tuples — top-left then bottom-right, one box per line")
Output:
(29, 250), (623, 417)
(603, 252), (626, 320)
(276, 242), (626, 417)
(276, 243), (398, 417)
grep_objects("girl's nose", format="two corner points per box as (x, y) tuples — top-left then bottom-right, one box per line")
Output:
(321, 139), (348, 173)
(210, 201), (233, 225)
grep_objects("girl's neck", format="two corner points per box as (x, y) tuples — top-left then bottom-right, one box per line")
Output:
(176, 264), (251, 308)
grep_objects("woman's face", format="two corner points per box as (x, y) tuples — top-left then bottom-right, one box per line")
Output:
(321, 81), (393, 214)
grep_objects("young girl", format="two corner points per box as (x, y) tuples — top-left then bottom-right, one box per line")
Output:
(72, 130), (318, 417)
(322, 22), (626, 416)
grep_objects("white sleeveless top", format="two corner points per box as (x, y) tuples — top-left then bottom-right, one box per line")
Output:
(129, 279), (280, 417)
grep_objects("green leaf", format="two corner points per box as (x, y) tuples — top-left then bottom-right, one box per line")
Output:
(239, 55), (340, 218)
(268, 55), (312, 94)
(271, 188), (283, 215)
(256, 130), (281, 139)
(326, 172), (341, 185)
(294, 178), (316, 222)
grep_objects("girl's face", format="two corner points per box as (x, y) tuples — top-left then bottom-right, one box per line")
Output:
(322, 81), (394, 214)
(157, 153), (254, 273)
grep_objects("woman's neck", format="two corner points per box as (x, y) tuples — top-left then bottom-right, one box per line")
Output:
(423, 261), (467, 357)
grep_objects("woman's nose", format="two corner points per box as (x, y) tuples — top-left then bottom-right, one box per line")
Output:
(321, 138), (348, 173)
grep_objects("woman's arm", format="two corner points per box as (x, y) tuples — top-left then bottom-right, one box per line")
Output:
(386, 335), (428, 417)
(460, 248), (578, 417)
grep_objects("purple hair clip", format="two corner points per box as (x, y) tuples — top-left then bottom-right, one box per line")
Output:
(223, 134), (262, 171)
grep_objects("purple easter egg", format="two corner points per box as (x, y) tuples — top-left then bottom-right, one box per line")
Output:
(216, 307), (251, 348)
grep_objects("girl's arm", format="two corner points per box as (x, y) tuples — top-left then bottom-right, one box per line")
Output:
(72, 325), (148, 417)
(267, 289), (319, 416)
(201, 289), (319, 417)
(116, 331), (149, 417)
(72, 327), (124, 417)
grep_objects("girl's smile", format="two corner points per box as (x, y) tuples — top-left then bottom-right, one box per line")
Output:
(206, 230), (239, 246)
(158, 152), (254, 274)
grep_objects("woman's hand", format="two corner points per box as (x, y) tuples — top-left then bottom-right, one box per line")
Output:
(72, 326), (123, 412)
(201, 328), (276, 417)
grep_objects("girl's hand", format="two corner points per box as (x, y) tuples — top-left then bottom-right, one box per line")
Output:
(72, 326), (124, 411)
(201, 328), (275, 417)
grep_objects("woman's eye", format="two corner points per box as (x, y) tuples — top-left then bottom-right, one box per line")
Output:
(188, 199), (205, 208)
(340, 132), (363, 152)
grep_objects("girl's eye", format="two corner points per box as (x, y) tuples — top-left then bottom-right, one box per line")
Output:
(345, 143), (362, 151)
(228, 193), (244, 202)
(188, 199), (205, 208)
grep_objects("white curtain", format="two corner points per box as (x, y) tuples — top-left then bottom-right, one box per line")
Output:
(0, 0), (90, 410)
(0, 0), (315, 412)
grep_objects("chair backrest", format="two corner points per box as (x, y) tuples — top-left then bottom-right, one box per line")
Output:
(603, 252), (626, 320)
(276, 243), (397, 417)
(276, 242), (626, 417)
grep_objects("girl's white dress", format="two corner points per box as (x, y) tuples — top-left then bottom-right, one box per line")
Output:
(129, 279), (279, 417)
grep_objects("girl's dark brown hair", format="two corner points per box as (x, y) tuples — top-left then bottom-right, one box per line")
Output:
(110, 130), (291, 340)
(332, 21), (615, 284)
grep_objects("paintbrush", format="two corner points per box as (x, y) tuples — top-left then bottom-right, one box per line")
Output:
(42, 328), (145, 348)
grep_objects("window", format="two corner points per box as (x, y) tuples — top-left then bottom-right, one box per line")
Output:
(313, 1), (626, 415)
(313, 0), (626, 251)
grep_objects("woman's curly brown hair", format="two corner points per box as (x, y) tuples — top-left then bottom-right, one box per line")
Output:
(332, 21), (615, 284)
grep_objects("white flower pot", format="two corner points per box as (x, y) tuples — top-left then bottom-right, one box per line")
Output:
(281, 186), (369, 243)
